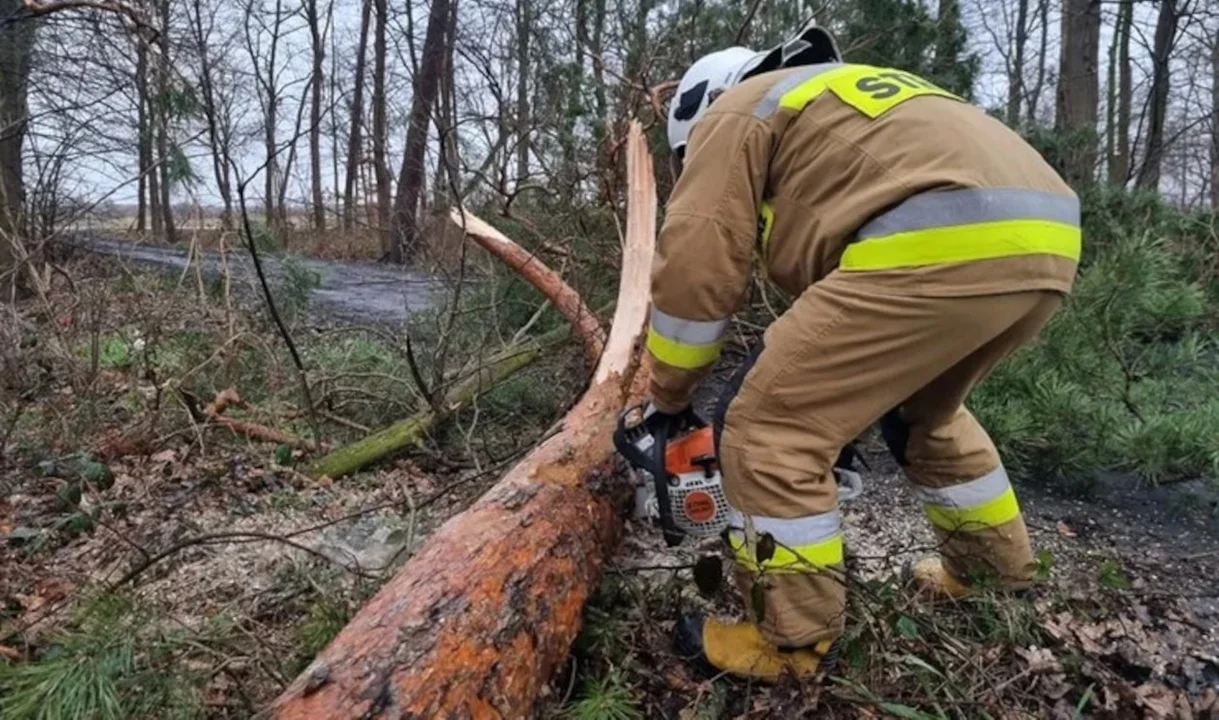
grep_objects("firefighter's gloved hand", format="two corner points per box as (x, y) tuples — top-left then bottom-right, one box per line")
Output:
(644, 398), (688, 419)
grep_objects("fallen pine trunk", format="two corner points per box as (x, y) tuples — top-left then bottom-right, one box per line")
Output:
(308, 323), (571, 480)
(270, 120), (657, 718)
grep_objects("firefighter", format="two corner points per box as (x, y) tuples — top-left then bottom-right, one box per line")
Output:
(644, 21), (1081, 682)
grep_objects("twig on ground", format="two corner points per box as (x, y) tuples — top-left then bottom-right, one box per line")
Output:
(109, 530), (379, 590)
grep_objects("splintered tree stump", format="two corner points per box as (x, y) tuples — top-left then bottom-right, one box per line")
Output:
(270, 120), (657, 719)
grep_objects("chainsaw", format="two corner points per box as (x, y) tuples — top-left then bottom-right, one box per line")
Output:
(613, 403), (865, 547)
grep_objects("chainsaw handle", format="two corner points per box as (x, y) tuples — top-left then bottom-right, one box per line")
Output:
(613, 405), (706, 547)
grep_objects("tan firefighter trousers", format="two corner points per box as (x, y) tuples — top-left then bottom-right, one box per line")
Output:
(715, 270), (1062, 648)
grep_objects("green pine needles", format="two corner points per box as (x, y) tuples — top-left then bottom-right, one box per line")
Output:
(971, 187), (1219, 487)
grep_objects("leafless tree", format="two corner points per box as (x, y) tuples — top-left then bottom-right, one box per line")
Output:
(387, 0), (452, 263)
(1136, 0), (1189, 191)
(305, 0), (327, 230)
(341, 0), (371, 231)
(0, 0), (35, 299)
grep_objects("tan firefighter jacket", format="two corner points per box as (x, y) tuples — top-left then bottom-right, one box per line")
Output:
(645, 62), (1082, 414)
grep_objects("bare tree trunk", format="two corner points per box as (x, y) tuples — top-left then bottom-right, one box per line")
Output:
(1212, 33), (1218, 210)
(307, 0), (326, 231)
(1006, 0), (1029, 125)
(135, 39), (149, 233)
(190, 0), (234, 228)
(155, 0), (177, 243)
(146, 62), (163, 238)
(278, 79), (308, 225)
(372, 0), (389, 253)
(1027, 0), (1049, 120)
(342, 0), (372, 231)
(1116, 0), (1133, 185)
(387, 0), (452, 264)
(0, 0), (35, 300)
(1055, 0), (1101, 182)
(515, 0), (530, 184)
(1108, 0), (1133, 186)
(328, 1), (339, 224)
(1135, 0), (1181, 191)
(257, 0), (286, 234)
(431, 0), (458, 209)
(591, 0), (606, 131)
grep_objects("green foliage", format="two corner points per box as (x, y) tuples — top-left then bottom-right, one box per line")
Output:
(248, 220), (281, 253)
(275, 256), (321, 324)
(837, 0), (978, 97)
(1029, 549), (1055, 582)
(1098, 559), (1130, 590)
(970, 190), (1219, 487)
(165, 144), (198, 190)
(561, 668), (642, 720)
(289, 595), (349, 675)
(1021, 125), (1102, 188)
(0, 595), (205, 720)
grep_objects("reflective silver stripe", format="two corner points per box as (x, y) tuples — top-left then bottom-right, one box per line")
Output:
(858, 188), (1081, 239)
(915, 466), (1011, 508)
(649, 308), (728, 345)
(752, 62), (842, 119)
(726, 507), (841, 545)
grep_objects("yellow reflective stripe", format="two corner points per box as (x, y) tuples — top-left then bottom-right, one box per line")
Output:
(840, 219), (1081, 271)
(729, 533), (844, 573)
(646, 326), (723, 370)
(777, 67), (844, 111)
(757, 201), (775, 256)
(924, 486), (1021, 531)
(776, 65), (962, 117)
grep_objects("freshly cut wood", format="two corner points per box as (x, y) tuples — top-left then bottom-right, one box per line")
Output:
(451, 207), (606, 368)
(270, 121), (657, 719)
(308, 323), (570, 480)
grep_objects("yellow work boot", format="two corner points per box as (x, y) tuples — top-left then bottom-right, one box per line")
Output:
(673, 612), (840, 682)
(903, 556), (974, 599)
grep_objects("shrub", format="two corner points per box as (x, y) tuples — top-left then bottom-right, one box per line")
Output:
(971, 191), (1219, 487)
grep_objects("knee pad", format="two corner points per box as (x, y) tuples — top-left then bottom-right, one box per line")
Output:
(880, 408), (910, 466)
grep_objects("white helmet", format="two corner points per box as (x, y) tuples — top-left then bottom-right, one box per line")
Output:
(666, 19), (843, 157)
